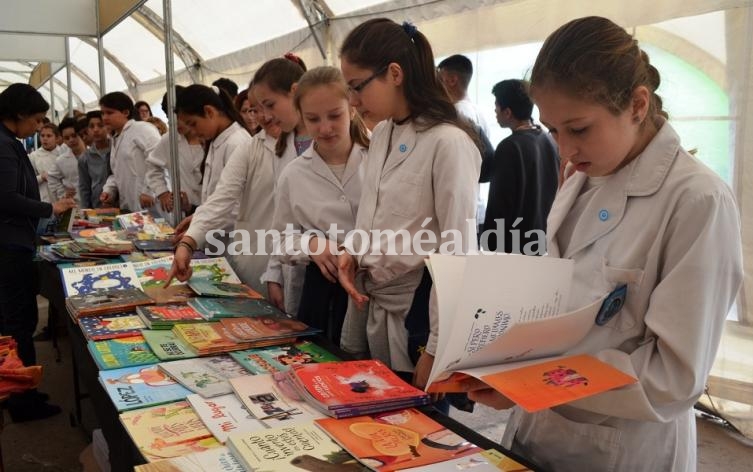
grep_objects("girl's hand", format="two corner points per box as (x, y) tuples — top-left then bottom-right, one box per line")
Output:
(165, 239), (194, 286)
(337, 252), (368, 309)
(460, 377), (516, 410)
(308, 237), (339, 283)
(267, 282), (285, 311)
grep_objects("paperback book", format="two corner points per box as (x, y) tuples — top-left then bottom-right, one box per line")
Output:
(78, 312), (146, 341)
(137, 304), (205, 329)
(188, 297), (283, 320)
(141, 329), (197, 361)
(186, 393), (265, 443)
(61, 262), (142, 297)
(100, 365), (191, 411)
(219, 316), (319, 343)
(158, 355), (247, 398)
(66, 288), (154, 318)
(229, 341), (340, 375)
(133, 447), (245, 472)
(187, 279), (262, 299)
(229, 374), (325, 428)
(133, 257), (195, 304)
(88, 335), (160, 370)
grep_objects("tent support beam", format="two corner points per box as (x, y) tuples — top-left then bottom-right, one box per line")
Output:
(297, 0), (328, 60)
(163, 0), (182, 224)
(65, 37), (73, 115)
(81, 37), (139, 98)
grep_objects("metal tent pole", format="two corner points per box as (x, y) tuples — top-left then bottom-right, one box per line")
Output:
(163, 0), (182, 225)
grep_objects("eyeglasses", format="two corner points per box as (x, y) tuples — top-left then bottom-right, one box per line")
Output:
(348, 65), (388, 95)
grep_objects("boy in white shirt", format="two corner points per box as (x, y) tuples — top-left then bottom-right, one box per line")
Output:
(48, 117), (84, 202)
(28, 123), (60, 203)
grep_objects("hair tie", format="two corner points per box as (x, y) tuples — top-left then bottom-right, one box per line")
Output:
(401, 21), (418, 40)
(210, 85), (220, 95)
(284, 52), (301, 64)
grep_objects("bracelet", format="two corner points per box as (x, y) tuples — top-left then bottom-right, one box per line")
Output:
(175, 240), (195, 253)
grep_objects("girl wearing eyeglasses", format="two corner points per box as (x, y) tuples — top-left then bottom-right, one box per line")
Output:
(337, 18), (481, 390)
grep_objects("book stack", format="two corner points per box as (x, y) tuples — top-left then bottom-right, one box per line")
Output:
(136, 304), (205, 329)
(66, 288), (154, 318)
(282, 360), (431, 419)
(78, 312), (146, 341)
(188, 297), (283, 320)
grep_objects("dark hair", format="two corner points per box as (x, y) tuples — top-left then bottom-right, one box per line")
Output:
(0, 83), (49, 121)
(85, 110), (103, 126)
(174, 84), (248, 136)
(133, 101), (153, 121)
(161, 85), (186, 115)
(531, 16), (666, 121)
(99, 92), (135, 120)
(58, 117), (80, 134)
(340, 18), (475, 142)
(437, 54), (473, 89)
(294, 66), (370, 150)
(212, 78), (239, 98)
(492, 80), (533, 121)
(253, 56), (307, 157)
(75, 115), (89, 133)
(40, 123), (60, 136)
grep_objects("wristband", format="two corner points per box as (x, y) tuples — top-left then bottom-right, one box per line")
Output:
(175, 240), (195, 253)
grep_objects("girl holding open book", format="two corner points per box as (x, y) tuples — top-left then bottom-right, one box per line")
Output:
(461, 16), (743, 472)
(336, 19), (480, 389)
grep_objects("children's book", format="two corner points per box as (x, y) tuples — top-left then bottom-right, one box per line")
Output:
(66, 288), (154, 318)
(100, 365), (191, 411)
(172, 323), (240, 356)
(188, 297), (283, 320)
(94, 230), (135, 247)
(226, 421), (357, 472)
(119, 401), (221, 462)
(133, 257), (196, 304)
(219, 316), (319, 343)
(230, 374), (325, 428)
(400, 449), (531, 471)
(134, 446), (246, 472)
(137, 304), (205, 329)
(134, 240), (175, 252)
(61, 262), (142, 297)
(315, 408), (481, 472)
(78, 312), (146, 341)
(188, 257), (242, 283)
(88, 335), (160, 370)
(284, 360), (430, 418)
(186, 393), (265, 443)
(158, 355), (247, 398)
(142, 329), (197, 361)
(424, 253), (636, 411)
(229, 341), (340, 375)
(187, 279), (262, 299)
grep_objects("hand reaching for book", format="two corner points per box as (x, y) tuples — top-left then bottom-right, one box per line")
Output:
(166, 240), (194, 286)
(172, 215), (193, 244)
(52, 197), (76, 216)
(460, 378), (515, 410)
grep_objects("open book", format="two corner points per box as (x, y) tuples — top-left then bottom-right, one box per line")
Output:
(425, 253), (636, 412)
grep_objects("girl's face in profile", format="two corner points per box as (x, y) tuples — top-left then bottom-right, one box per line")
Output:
(253, 83), (299, 133)
(340, 57), (397, 123)
(535, 86), (648, 177)
(177, 108), (221, 141)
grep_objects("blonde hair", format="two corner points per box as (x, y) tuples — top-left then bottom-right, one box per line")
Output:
(293, 66), (370, 149)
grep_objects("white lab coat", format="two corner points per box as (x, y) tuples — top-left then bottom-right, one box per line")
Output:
(341, 119), (480, 371)
(102, 120), (161, 212)
(48, 152), (80, 202)
(29, 147), (58, 203)
(501, 122), (743, 472)
(145, 132), (204, 208)
(201, 122), (248, 204)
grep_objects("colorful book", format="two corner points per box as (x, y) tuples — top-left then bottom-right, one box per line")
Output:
(158, 355), (247, 398)
(133, 257), (196, 304)
(61, 262), (142, 297)
(188, 297), (283, 320)
(229, 374), (325, 427)
(119, 401), (221, 462)
(229, 341), (340, 375)
(134, 447), (245, 471)
(188, 257), (242, 283)
(219, 316), (319, 343)
(186, 393), (265, 443)
(87, 335), (160, 370)
(100, 365), (191, 411)
(137, 304), (205, 329)
(187, 279), (262, 299)
(172, 323), (240, 356)
(315, 408), (481, 471)
(78, 312), (146, 341)
(285, 360), (431, 418)
(142, 329), (197, 361)
(227, 421), (354, 472)
(66, 288), (154, 318)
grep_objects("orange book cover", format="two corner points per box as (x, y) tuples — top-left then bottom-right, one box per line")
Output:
(474, 354), (637, 413)
(315, 408), (481, 471)
(219, 316), (315, 342)
(291, 360), (429, 409)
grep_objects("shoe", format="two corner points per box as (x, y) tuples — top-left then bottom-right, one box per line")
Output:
(8, 399), (61, 423)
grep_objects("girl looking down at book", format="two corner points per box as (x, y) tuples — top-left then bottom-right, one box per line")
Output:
(269, 66), (369, 345)
(460, 16), (742, 472)
(168, 56), (308, 300)
(336, 19), (480, 389)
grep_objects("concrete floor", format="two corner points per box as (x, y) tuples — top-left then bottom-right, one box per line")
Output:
(1, 298), (752, 471)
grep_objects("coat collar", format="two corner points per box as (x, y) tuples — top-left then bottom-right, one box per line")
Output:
(547, 121), (680, 258)
(212, 122), (243, 150)
(379, 119), (418, 176)
(303, 143), (364, 189)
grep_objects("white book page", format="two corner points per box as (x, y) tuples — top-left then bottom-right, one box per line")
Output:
(187, 393), (265, 443)
(229, 374), (324, 427)
(427, 253), (574, 387)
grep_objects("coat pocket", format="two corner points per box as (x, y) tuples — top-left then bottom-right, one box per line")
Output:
(601, 259), (645, 333)
(388, 171), (423, 219)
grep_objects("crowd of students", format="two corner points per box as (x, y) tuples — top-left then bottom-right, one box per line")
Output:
(0, 15), (743, 471)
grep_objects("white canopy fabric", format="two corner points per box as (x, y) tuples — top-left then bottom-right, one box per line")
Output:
(1, 0), (753, 440)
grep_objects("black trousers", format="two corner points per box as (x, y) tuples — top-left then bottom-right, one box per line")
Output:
(297, 264), (349, 346)
(0, 248), (39, 366)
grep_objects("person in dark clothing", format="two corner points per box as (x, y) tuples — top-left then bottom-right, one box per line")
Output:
(481, 79), (559, 254)
(0, 83), (76, 422)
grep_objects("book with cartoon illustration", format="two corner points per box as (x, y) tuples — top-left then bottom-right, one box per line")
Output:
(141, 329), (197, 361)
(424, 253), (636, 410)
(66, 288), (154, 318)
(219, 316), (319, 343)
(188, 297), (283, 320)
(158, 355), (247, 398)
(134, 446), (246, 471)
(227, 421), (360, 472)
(283, 360), (430, 418)
(133, 256), (196, 304)
(61, 262), (142, 297)
(137, 304), (205, 329)
(188, 257), (242, 284)
(87, 335), (160, 370)
(78, 312), (146, 341)
(229, 341), (340, 375)
(315, 408), (481, 472)
(186, 393), (265, 443)
(187, 280), (262, 299)
(119, 401), (222, 462)
(100, 365), (192, 411)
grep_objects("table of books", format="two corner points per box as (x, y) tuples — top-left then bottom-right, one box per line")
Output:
(38, 209), (541, 472)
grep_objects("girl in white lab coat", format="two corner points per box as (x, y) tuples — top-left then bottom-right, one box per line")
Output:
(337, 18), (481, 385)
(272, 66), (370, 345)
(168, 57), (308, 299)
(462, 16), (743, 472)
